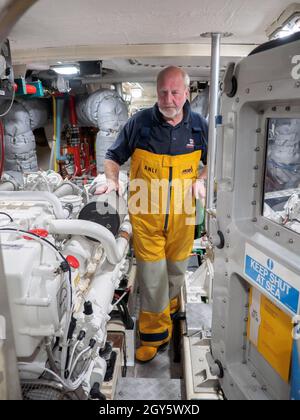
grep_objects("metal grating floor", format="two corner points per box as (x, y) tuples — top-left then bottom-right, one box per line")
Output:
(116, 378), (182, 401)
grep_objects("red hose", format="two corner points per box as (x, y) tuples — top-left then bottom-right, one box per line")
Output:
(0, 119), (5, 179)
(69, 95), (78, 126)
(73, 146), (82, 177)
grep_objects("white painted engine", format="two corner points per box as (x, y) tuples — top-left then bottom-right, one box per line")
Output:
(0, 171), (132, 400)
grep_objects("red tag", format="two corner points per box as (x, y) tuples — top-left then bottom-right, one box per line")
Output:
(66, 255), (80, 269)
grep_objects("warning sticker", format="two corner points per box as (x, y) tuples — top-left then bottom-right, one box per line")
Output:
(244, 243), (300, 315)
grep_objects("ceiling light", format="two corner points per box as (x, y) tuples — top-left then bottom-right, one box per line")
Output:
(131, 88), (143, 99)
(51, 64), (80, 76)
(267, 3), (300, 40)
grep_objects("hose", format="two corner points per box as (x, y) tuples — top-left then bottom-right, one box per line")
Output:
(0, 191), (66, 219)
(0, 119), (4, 179)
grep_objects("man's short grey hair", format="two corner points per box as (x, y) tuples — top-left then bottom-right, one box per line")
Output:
(157, 66), (190, 89)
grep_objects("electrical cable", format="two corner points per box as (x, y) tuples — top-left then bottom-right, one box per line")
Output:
(0, 212), (13, 223)
(121, 332), (127, 378)
(68, 345), (92, 379)
(112, 287), (131, 309)
(0, 82), (15, 118)
(18, 363), (83, 392)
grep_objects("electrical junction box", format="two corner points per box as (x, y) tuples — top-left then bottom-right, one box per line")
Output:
(15, 78), (44, 97)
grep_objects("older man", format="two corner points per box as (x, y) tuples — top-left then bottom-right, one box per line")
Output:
(99, 66), (208, 362)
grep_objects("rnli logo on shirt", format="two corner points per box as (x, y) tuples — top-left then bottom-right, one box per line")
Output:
(182, 166), (193, 175)
(186, 139), (195, 149)
(144, 165), (157, 174)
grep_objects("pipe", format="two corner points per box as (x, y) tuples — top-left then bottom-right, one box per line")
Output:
(0, 0), (38, 44)
(76, 90), (128, 173)
(206, 33), (221, 235)
(68, 95), (82, 177)
(0, 181), (14, 191)
(0, 191), (66, 219)
(191, 86), (210, 119)
(52, 95), (58, 172)
(69, 96), (78, 126)
(85, 266), (118, 315)
(54, 182), (77, 198)
(3, 99), (50, 173)
(48, 219), (131, 265)
(55, 97), (66, 162)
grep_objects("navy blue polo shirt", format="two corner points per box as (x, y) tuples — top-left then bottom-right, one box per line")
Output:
(105, 101), (208, 165)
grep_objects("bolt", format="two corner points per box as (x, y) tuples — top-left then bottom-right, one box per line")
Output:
(253, 165), (259, 170)
(244, 318), (248, 322)
(276, 232), (280, 237)
(289, 239), (294, 244)
(226, 229), (230, 234)
(252, 372), (256, 378)
(226, 244), (230, 248)
(227, 214), (231, 219)
(286, 106), (291, 112)
(255, 147), (260, 152)
(267, 85), (273, 92)
(225, 272), (228, 277)
(221, 324), (225, 329)
(264, 226), (269, 231)
(252, 218), (257, 222)
(261, 385), (267, 392)
(253, 183), (258, 188)
(256, 128), (261, 133)
(295, 81), (300, 88)
(272, 106), (277, 111)
(252, 201), (257, 206)
(223, 299), (227, 304)
(242, 345), (247, 350)
(246, 88), (250, 94)
(236, 97), (240, 103)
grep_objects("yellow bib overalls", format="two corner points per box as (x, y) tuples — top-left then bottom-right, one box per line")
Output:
(129, 148), (202, 361)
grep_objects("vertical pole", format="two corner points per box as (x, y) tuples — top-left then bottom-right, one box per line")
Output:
(206, 33), (221, 234)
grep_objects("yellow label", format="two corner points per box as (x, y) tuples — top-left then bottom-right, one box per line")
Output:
(248, 288), (293, 382)
(73, 273), (80, 288)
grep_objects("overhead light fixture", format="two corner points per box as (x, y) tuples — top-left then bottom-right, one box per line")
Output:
(266, 3), (300, 40)
(51, 64), (80, 76)
(131, 88), (143, 99)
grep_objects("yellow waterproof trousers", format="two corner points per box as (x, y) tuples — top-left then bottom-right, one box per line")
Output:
(129, 148), (201, 348)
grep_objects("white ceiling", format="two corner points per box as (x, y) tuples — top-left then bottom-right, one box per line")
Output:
(0, 0), (296, 81)
(6, 0), (295, 47)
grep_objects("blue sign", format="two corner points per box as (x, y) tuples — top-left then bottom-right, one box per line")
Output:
(291, 338), (300, 400)
(245, 255), (299, 314)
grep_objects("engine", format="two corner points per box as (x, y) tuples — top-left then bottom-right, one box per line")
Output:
(0, 170), (133, 400)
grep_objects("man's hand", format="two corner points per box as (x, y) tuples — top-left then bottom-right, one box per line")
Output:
(192, 178), (206, 206)
(95, 179), (119, 195)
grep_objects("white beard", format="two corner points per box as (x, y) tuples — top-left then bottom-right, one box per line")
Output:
(159, 106), (181, 119)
